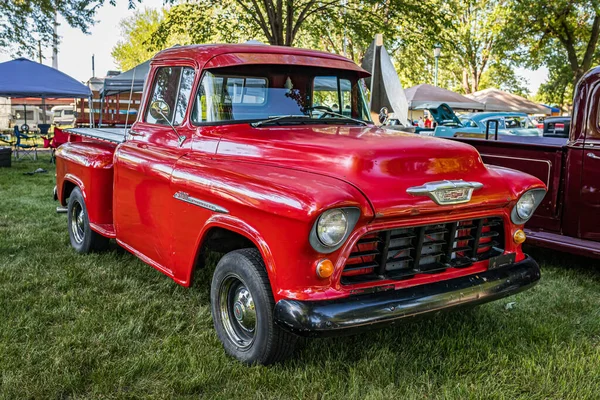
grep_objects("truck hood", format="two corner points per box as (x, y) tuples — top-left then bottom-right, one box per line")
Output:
(214, 124), (520, 218)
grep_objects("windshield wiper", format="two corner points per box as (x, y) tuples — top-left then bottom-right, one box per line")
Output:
(251, 115), (311, 127)
(310, 109), (370, 126)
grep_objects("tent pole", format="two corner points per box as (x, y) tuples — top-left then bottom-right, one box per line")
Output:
(42, 98), (47, 124)
(88, 95), (93, 128)
(99, 95), (103, 126)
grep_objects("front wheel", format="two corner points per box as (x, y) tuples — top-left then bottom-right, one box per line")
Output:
(210, 248), (297, 365)
(67, 187), (109, 253)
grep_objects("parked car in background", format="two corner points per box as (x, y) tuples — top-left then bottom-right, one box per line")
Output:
(542, 116), (571, 138)
(55, 44), (545, 365)
(52, 105), (76, 127)
(410, 103), (463, 134)
(427, 110), (542, 138)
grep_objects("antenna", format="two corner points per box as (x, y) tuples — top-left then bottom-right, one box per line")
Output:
(92, 54), (95, 77)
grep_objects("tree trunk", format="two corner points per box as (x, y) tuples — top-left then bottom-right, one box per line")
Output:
(462, 69), (471, 94)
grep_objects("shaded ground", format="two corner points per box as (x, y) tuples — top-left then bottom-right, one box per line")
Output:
(1, 155), (599, 399)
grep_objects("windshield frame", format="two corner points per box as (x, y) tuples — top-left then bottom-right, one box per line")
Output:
(189, 66), (373, 128)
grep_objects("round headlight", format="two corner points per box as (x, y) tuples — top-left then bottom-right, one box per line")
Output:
(316, 209), (348, 247)
(516, 191), (536, 220)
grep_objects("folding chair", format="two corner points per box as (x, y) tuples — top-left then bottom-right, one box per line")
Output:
(14, 126), (38, 161)
(41, 126), (69, 164)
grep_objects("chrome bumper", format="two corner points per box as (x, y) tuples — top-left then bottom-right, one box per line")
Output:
(274, 255), (540, 337)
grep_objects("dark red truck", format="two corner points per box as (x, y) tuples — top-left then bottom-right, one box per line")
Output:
(453, 67), (600, 258)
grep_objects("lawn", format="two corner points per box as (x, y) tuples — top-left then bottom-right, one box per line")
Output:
(1, 155), (600, 399)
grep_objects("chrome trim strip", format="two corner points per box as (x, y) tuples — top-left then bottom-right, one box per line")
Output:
(407, 180), (483, 205)
(173, 191), (229, 213)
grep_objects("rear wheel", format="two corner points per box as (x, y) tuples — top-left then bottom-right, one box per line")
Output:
(210, 248), (297, 365)
(67, 187), (109, 253)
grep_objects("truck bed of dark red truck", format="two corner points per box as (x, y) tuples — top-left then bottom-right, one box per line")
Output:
(452, 67), (600, 258)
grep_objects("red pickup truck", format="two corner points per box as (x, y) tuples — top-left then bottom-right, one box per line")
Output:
(55, 44), (545, 365)
(452, 67), (600, 259)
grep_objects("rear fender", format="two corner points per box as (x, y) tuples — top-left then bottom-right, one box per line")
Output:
(55, 142), (116, 226)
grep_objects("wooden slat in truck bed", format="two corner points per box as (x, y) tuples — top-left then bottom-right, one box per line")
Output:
(64, 128), (127, 144)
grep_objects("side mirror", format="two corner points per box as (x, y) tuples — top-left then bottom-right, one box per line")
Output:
(149, 99), (171, 122)
(379, 107), (389, 125)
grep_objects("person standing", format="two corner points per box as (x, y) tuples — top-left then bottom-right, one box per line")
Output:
(424, 115), (432, 129)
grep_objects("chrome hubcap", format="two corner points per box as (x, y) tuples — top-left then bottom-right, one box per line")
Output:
(219, 275), (256, 349)
(71, 202), (85, 244)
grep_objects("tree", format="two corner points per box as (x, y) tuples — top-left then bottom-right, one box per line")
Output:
(0, 0), (139, 57)
(158, 0), (440, 49)
(535, 46), (573, 109)
(441, 0), (518, 93)
(387, 0), (521, 94)
(510, 0), (600, 89)
(112, 8), (164, 70)
(295, 0), (444, 64)
(149, 1), (263, 50)
(479, 62), (529, 97)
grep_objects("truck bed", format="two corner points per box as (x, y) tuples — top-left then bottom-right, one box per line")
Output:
(64, 128), (127, 144)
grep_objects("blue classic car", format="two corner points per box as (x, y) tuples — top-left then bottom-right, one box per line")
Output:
(420, 106), (542, 138)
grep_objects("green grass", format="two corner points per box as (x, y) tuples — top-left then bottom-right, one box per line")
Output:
(1, 155), (600, 399)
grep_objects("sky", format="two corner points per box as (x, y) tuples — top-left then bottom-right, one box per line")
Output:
(0, 1), (549, 95)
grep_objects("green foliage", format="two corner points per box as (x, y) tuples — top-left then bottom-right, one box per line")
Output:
(479, 63), (530, 97)
(387, 0), (521, 94)
(0, 0), (140, 57)
(509, 0), (600, 91)
(535, 46), (574, 109)
(2, 155), (600, 398)
(111, 8), (164, 71)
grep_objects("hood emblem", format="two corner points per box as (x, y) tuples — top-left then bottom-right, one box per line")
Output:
(407, 180), (483, 205)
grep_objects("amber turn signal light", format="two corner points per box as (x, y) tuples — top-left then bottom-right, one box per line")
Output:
(316, 259), (334, 279)
(513, 229), (526, 244)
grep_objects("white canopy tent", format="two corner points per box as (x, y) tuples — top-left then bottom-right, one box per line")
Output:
(404, 84), (485, 110)
(465, 88), (551, 115)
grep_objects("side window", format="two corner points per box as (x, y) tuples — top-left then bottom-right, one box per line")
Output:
(174, 68), (195, 125)
(340, 79), (351, 116)
(145, 66), (195, 126)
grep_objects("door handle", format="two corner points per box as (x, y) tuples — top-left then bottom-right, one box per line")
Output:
(587, 152), (600, 159)
(128, 129), (144, 136)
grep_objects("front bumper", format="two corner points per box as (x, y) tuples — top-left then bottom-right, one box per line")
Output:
(274, 255), (540, 337)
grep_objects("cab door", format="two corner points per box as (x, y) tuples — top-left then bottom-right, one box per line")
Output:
(580, 101), (600, 241)
(113, 65), (196, 272)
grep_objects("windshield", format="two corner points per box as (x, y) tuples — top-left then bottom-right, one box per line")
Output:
(504, 116), (536, 129)
(191, 65), (371, 125)
(460, 118), (477, 128)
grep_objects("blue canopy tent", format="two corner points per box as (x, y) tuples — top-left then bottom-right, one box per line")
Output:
(0, 58), (92, 129)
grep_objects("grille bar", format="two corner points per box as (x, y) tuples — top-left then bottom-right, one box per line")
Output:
(342, 216), (505, 284)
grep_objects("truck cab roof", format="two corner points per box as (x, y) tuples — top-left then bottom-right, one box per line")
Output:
(153, 44), (370, 77)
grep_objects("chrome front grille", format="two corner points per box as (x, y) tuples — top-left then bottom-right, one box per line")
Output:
(342, 217), (504, 284)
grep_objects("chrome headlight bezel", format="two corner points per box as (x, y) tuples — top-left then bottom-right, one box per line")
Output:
(511, 188), (546, 225)
(309, 207), (360, 253)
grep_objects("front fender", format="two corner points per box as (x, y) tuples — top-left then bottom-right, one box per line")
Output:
(169, 156), (374, 301)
